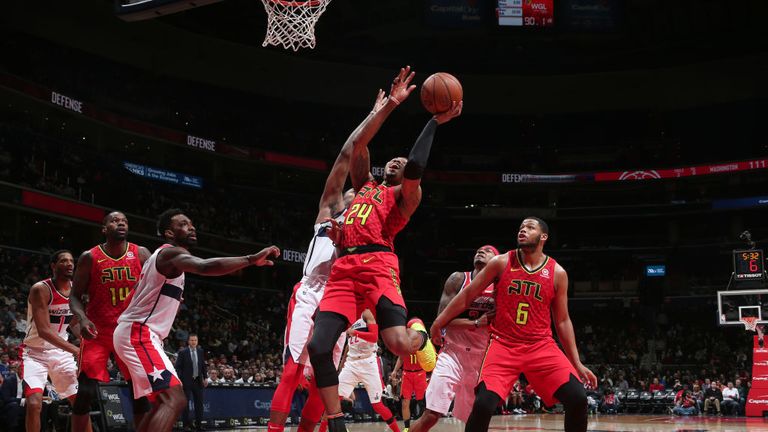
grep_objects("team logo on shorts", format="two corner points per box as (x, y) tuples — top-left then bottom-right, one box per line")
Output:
(541, 268), (550, 278)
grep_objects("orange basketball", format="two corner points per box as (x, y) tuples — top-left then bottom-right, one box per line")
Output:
(420, 72), (463, 114)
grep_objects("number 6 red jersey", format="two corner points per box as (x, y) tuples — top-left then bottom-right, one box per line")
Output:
(491, 249), (558, 344)
(341, 180), (409, 251)
(87, 243), (142, 331)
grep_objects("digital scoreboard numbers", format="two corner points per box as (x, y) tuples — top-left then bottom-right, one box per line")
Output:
(734, 250), (765, 280)
(498, 0), (554, 27)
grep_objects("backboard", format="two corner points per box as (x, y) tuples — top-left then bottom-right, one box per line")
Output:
(717, 289), (768, 327)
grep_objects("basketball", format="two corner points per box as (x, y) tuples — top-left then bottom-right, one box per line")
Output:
(420, 72), (463, 114)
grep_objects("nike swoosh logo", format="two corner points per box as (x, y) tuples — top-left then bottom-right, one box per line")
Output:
(97, 259), (107, 263)
(363, 257), (375, 263)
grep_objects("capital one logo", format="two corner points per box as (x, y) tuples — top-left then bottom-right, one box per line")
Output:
(254, 400), (272, 410)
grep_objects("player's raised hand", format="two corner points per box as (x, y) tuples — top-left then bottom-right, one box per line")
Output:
(388, 66), (417, 105)
(325, 218), (344, 246)
(248, 246), (281, 266)
(434, 100), (463, 125)
(371, 89), (388, 114)
(577, 364), (598, 389)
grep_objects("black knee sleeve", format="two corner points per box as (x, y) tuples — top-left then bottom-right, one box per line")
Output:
(132, 395), (151, 414)
(72, 375), (99, 415)
(465, 383), (500, 432)
(553, 374), (588, 432)
(376, 296), (407, 330)
(308, 311), (347, 388)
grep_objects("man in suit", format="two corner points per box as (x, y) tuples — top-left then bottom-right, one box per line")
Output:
(176, 334), (207, 431)
(0, 364), (24, 431)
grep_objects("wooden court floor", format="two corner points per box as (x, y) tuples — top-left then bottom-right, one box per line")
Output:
(215, 414), (768, 432)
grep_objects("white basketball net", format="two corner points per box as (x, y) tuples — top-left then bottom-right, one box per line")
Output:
(260, 0), (331, 51)
(742, 316), (759, 332)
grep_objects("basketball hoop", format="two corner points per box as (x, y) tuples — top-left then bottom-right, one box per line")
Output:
(260, 0), (330, 51)
(741, 316), (760, 332)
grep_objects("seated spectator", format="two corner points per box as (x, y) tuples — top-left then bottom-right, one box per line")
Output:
(222, 367), (236, 384)
(735, 379), (747, 415)
(599, 390), (619, 414)
(649, 377), (665, 392)
(704, 381), (723, 415)
(721, 382), (739, 416)
(207, 369), (223, 385)
(691, 384), (704, 412)
(0, 365), (24, 430)
(672, 390), (698, 416)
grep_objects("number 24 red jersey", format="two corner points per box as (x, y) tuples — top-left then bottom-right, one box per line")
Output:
(87, 243), (142, 330)
(341, 180), (409, 251)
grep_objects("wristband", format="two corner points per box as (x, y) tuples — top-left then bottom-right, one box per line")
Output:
(389, 96), (401, 106)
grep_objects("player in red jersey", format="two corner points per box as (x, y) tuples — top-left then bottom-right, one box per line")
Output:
(69, 211), (152, 431)
(431, 217), (597, 432)
(390, 342), (426, 431)
(307, 66), (462, 432)
(267, 89), (387, 432)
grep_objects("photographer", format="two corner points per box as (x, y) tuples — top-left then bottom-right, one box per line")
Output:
(672, 390), (697, 416)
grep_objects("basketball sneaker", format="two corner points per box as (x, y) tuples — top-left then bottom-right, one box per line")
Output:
(408, 318), (436, 372)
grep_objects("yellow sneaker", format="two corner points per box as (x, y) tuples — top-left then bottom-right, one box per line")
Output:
(408, 318), (436, 372)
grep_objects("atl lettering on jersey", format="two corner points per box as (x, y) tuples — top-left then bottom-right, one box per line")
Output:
(88, 243), (142, 330)
(491, 250), (557, 344)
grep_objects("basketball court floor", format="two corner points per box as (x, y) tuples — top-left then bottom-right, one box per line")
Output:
(214, 415), (768, 432)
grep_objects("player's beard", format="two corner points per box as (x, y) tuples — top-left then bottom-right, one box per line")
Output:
(517, 234), (541, 250)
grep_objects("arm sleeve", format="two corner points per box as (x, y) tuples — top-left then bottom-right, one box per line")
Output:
(403, 119), (438, 180)
(353, 323), (379, 343)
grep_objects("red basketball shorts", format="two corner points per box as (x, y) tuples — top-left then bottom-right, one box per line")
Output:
(319, 252), (406, 325)
(479, 337), (579, 406)
(401, 370), (427, 400)
(79, 326), (130, 382)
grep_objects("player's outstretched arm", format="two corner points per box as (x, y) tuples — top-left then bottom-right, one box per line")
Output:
(29, 282), (80, 357)
(397, 101), (463, 218)
(70, 250), (97, 339)
(552, 264), (597, 388)
(157, 246), (281, 278)
(430, 254), (502, 343)
(350, 66), (417, 191)
(317, 90), (390, 222)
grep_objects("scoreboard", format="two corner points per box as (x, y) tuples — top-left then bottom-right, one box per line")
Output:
(498, 0), (554, 27)
(734, 250), (765, 280)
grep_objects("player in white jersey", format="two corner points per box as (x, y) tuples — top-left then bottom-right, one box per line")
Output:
(410, 245), (498, 432)
(337, 309), (401, 432)
(21, 250), (80, 432)
(268, 89), (395, 432)
(113, 209), (280, 432)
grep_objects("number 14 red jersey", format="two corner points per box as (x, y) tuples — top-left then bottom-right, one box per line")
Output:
(491, 250), (558, 344)
(342, 180), (409, 251)
(87, 243), (142, 331)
